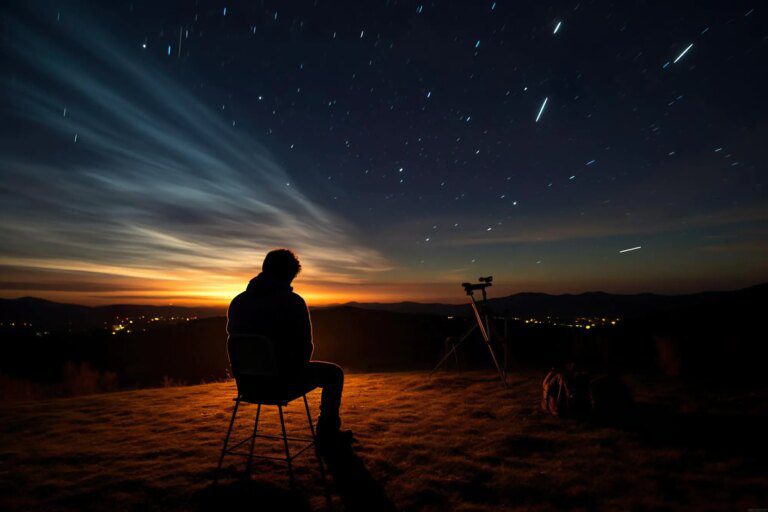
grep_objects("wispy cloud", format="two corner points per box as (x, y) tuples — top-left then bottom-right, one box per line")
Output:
(0, 9), (389, 303)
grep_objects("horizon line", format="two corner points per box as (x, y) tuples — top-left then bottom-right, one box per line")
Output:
(2, 280), (765, 309)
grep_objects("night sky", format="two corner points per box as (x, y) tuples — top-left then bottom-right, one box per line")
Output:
(1, 1), (766, 305)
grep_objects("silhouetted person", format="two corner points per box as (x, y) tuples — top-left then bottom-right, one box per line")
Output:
(227, 249), (351, 447)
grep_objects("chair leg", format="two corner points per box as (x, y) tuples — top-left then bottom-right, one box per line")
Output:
(278, 405), (293, 483)
(304, 394), (328, 480)
(304, 394), (331, 506)
(303, 394), (316, 439)
(245, 403), (261, 474)
(214, 396), (241, 484)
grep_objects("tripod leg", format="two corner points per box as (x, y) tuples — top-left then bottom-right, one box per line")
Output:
(478, 316), (507, 388)
(472, 299), (508, 388)
(452, 339), (460, 369)
(431, 325), (477, 375)
(481, 336), (508, 388)
(503, 318), (509, 375)
(491, 323), (511, 378)
(431, 341), (461, 375)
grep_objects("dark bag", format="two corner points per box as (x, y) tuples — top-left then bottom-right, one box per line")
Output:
(541, 368), (590, 417)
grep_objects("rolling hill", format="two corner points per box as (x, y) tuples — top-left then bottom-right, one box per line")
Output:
(0, 296), (222, 331)
(4, 282), (766, 332)
(340, 282), (768, 319)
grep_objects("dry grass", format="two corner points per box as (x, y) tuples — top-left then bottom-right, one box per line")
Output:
(1, 370), (766, 511)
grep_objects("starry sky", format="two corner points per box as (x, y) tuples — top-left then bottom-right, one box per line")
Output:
(1, 0), (766, 306)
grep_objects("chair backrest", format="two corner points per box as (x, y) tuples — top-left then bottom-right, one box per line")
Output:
(227, 334), (279, 378)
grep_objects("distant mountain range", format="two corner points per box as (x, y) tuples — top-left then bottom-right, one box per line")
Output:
(2, 282), (766, 330)
(0, 297), (220, 331)
(338, 282), (768, 319)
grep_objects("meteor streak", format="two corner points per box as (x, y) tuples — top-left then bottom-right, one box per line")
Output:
(535, 97), (548, 122)
(619, 246), (642, 254)
(673, 43), (693, 63)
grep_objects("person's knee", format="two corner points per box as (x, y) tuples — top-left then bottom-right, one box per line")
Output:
(311, 361), (344, 386)
(327, 362), (344, 386)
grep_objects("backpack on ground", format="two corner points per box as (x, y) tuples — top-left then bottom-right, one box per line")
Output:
(541, 367), (590, 418)
(542, 367), (633, 419)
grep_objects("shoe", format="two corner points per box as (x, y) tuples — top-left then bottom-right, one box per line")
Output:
(316, 416), (340, 440)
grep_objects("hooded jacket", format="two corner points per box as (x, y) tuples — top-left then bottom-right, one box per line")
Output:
(226, 273), (314, 373)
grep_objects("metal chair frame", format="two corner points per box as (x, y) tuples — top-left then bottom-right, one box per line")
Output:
(215, 391), (322, 483)
(216, 333), (327, 484)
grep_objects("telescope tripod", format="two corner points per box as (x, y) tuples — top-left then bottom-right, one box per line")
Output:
(431, 283), (509, 388)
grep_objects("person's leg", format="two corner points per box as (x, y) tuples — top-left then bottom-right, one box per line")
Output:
(303, 361), (344, 434)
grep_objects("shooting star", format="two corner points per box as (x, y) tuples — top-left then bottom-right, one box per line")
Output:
(619, 246), (642, 254)
(553, 21), (562, 34)
(673, 43), (693, 63)
(535, 96), (548, 122)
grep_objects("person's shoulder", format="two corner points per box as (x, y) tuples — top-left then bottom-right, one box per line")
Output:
(289, 291), (308, 308)
(228, 291), (249, 309)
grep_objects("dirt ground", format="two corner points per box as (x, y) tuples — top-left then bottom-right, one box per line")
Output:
(1, 370), (767, 511)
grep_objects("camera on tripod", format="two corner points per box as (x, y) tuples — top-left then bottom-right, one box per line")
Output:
(461, 276), (493, 295)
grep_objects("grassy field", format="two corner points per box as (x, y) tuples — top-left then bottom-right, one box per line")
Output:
(1, 370), (766, 511)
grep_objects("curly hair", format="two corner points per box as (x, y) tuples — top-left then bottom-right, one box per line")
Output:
(262, 249), (302, 282)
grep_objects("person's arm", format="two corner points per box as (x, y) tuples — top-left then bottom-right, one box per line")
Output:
(295, 296), (314, 362)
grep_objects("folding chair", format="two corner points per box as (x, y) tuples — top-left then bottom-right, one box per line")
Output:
(214, 334), (322, 483)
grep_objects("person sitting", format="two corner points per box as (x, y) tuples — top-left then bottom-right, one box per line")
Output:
(226, 248), (351, 448)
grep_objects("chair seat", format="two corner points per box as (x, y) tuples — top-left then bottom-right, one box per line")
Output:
(236, 376), (318, 405)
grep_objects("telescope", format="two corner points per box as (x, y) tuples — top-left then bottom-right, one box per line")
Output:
(433, 275), (509, 387)
(462, 276), (492, 295)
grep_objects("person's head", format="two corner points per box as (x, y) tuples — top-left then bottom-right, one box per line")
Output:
(262, 249), (302, 283)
